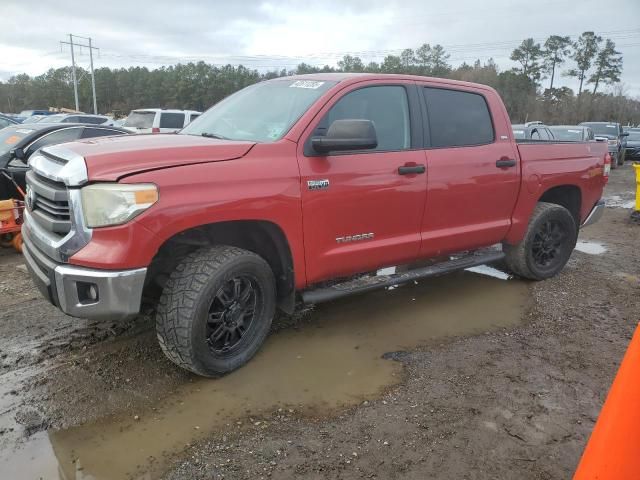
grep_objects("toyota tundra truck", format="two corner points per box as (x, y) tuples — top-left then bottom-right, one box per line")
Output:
(21, 73), (609, 377)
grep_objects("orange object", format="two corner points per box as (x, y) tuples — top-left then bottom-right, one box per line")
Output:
(0, 199), (24, 254)
(574, 323), (640, 480)
(11, 232), (22, 253)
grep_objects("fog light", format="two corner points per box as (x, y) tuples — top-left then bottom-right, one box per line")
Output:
(77, 282), (99, 304)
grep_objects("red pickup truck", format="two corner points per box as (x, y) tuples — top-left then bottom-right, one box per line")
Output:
(21, 73), (609, 376)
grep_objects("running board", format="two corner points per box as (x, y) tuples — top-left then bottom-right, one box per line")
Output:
(301, 251), (505, 304)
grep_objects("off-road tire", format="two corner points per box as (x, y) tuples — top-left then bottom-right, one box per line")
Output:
(156, 245), (276, 377)
(504, 202), (577, 280)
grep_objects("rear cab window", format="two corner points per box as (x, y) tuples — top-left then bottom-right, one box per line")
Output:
(124, 111), (155, 128)
(160, 113), (185, 129)
(422, 87), (494, 148)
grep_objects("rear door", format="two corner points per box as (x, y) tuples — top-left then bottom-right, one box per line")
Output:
(418, 85), (520, 257)
(298, 81), (427, 283)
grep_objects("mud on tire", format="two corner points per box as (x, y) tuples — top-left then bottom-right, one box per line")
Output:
(504, 202), (578, 280)
(156, 245), (276, 377)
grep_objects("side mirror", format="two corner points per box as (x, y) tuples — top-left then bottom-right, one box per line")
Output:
(12, 147), (25, 160)
(311, 119), (377, 154)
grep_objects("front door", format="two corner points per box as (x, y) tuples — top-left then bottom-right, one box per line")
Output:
(297, 83), (427, 284)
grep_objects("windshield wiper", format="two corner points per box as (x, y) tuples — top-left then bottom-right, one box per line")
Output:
(201, 132), (230, 140)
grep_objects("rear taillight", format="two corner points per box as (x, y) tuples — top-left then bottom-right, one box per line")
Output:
(151, 127), (160, 133)
(603, 153), (611, 183)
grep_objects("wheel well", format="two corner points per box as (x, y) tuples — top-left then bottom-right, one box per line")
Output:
(538, 185), (582, 226)
(144, 220), (295, 313)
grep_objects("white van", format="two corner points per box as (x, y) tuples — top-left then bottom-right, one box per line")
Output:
(122, 109), (201, 133)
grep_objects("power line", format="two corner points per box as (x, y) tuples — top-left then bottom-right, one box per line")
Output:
(60, 34), (99, 113)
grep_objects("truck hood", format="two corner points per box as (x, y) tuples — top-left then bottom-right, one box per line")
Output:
(65, 134), (256, 181)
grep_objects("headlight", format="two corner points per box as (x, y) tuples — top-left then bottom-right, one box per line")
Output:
(608, 139), (618, 146)
(81, 183), (158, 228)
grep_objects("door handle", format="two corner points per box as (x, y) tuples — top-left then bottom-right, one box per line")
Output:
(496, 159), (517, 168)
(398, 165), (426, 175)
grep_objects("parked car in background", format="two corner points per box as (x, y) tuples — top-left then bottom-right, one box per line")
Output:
(512, 122), (556, 140)
(18, 110), (54, 119)
(0, 123), (129, 200)
(41, 113), (114, 125)
(579, 122), (628, 166)
(0, 114), (18, 129)
(548, 125), (595, 142)
(22, 115), (49, 124)
(624, 129), (640, 161)
(122, 108), (202, 133)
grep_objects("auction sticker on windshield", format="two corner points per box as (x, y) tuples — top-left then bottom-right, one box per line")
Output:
(290, 80), (325, 89)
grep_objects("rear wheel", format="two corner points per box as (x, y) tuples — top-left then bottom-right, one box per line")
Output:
(156, 245), (276, 377)
(504, 202), (577, 280)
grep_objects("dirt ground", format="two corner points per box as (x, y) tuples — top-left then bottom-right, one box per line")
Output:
(0, 164), (638, 480)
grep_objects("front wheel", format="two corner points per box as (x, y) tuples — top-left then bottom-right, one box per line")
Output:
(156, 245), (276, 377)
(504, 202), (577, 280)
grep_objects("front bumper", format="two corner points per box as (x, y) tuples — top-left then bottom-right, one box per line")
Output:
(22, 229), (146, 320)
(581, 199), (605, 228)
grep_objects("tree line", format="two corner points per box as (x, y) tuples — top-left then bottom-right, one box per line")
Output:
(1, 31), (638, 125)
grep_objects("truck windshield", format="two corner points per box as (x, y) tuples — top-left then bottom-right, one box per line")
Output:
(549, 128), (583, 141)
(181, 79), (337, 142)
(585, 123), (618, 136)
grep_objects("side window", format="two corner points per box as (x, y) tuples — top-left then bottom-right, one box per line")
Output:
(322, 85), (410, 152)
(530, 129), (541, 140)
(26, 128), (83, 156)
(423, 87), (494, 148)
(80, 128), (123, 139)
(160, 113), (185, 129)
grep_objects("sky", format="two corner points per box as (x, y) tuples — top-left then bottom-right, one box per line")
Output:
(1, 0), (639, 96)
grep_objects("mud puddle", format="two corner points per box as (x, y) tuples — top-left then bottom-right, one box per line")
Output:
(1, 271), (529, 479)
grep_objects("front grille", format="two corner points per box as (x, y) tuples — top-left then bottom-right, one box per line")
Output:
(26, 170), (71, 236)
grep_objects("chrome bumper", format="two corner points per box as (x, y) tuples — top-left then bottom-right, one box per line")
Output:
(22, 231), (146, 320)
(581, 199), (605, 228)
(53, 264), (147, 320)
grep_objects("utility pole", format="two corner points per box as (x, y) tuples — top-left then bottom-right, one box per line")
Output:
(68, 34), (79, 111)
(88, 37), (97, 114)
(60, 35), (100, 113)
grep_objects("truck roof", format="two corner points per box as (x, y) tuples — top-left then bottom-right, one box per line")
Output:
(279, 73), (497, 92)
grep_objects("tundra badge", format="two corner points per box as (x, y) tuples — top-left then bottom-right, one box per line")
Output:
(307, 179), (330, 190)
(336, 233), (374, 243)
